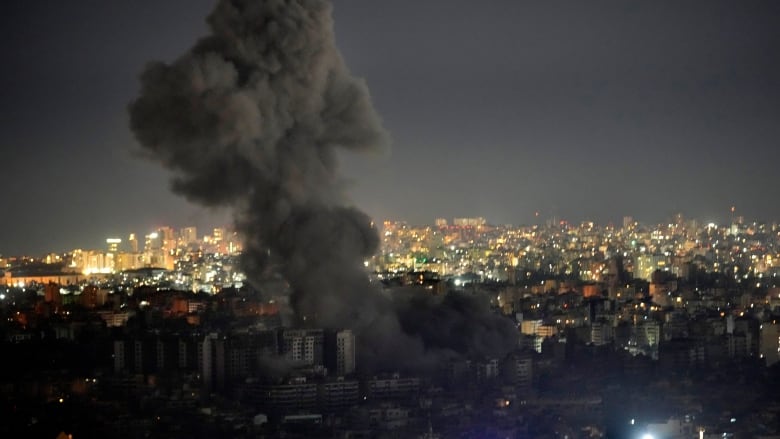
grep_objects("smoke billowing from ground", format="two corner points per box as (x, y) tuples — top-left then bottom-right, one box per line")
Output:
(129, 0), (516, 371)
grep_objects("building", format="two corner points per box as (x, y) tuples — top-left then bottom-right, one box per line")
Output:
(201, 331), (280, 392)
(180, 226), (198, 245)
(325, 329), (356, 376)
(319, 377), (360, 412)
(114, 252), (144, 271)
(115, 333), (201, 376)
(2, 270), (92, 287)
(128, 233), (139, 253)
(642, 416), (696, 439)
(244, 377), (318, 414)
(760, 322), (780, 366)
(282, 329), (324, 366)
(364, 373), (420, 400)
(501, 352), (533, 389)
(453, 217), (487, 227)
(106, 238), (122, 253)
(591, 321), (614, 346)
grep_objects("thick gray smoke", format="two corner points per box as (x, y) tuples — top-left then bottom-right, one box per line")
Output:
(129, 0), (385, 329)
(129, 0), (517, 371)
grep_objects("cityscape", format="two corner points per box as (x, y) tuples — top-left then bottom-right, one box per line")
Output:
(3, 0), (780, 438)
(2, 214), (780, 437)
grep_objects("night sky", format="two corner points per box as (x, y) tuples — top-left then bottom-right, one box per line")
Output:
(2, 0), (780, 255)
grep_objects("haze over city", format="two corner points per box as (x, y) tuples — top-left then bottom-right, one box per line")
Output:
(3, 1), (780, 438)
(2, 0), (780, 255)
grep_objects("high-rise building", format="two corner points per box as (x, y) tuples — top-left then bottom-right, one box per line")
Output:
(636, 320), (661, 350)
(159, 226), (173, 240)
(634, 253), (668, 281)
(281, 329), (324, 366)
(142, 228), (176, 270)
(180, 226), (198, 245)
(500, 352), (533, 388)
(158, 227), (177, 270)
(144, 232), (161, 252)
(591, 321), (614, 346)
(210, 227), (228, 254)
(106, 238), (122, 253)
(760, 322), (780, 366)
(128, 233), (139, 253)
(143, 232), (163, 268)
(200, 331), (280, 392)
(202, 333), (227, 392)
(325, 329), (356, 376)
(213, 227), (225, 243)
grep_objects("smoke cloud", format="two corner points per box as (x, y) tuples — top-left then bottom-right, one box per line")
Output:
(129, 0), (516, 371)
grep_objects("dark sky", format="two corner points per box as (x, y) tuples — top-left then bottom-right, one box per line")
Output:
(2, 1), (780, 255)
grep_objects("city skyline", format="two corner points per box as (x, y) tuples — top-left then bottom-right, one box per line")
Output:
(0, 210), (767, 257)
(0, 209), (768, 259)
(2, 1), (780, 254)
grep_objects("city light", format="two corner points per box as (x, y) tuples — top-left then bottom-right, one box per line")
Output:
(2, 0), (779, 435)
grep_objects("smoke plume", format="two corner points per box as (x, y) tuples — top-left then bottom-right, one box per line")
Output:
(130, 0), (517, 370)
